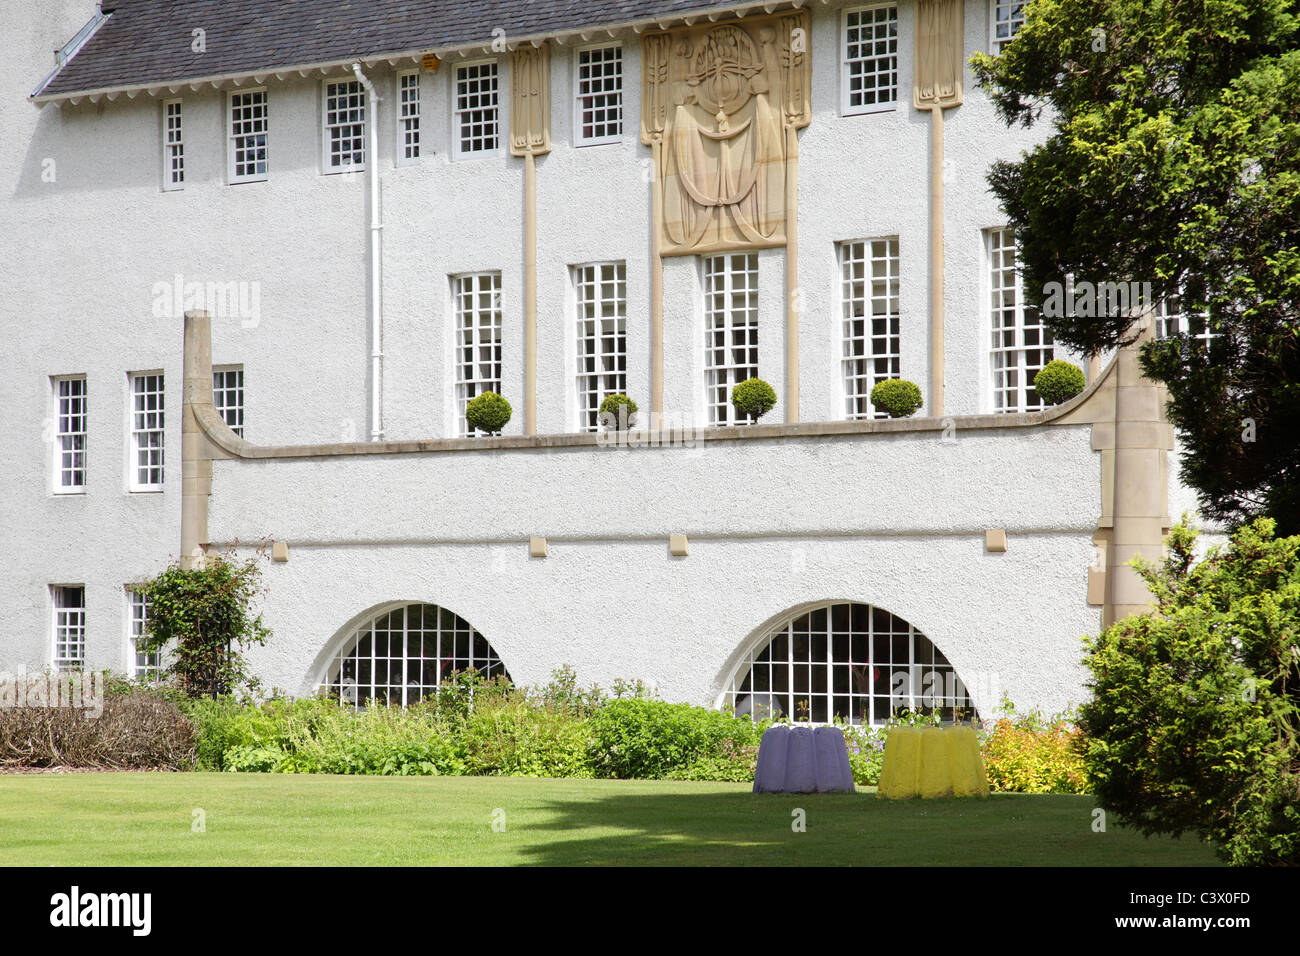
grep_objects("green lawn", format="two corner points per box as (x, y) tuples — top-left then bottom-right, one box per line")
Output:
(0, 773), (1221, 866)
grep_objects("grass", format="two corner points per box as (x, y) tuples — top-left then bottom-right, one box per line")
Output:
(0, 773), (1222, 866)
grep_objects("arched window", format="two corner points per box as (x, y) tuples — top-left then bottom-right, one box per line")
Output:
(322, 603), (510, 706)
(723, 602), (974, 725)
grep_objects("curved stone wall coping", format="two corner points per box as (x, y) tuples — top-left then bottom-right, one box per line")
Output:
(194, 358), (1113, 462)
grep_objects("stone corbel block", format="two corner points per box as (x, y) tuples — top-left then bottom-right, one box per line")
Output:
(985, 529), (1008, 553)
(529, 536), (549, 558)
(669, 534), (689, 557)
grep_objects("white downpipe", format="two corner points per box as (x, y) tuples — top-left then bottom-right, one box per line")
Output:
(352, 62), (384, 442)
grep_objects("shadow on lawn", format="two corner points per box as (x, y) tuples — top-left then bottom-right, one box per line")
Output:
(510, 787), (1170, 867)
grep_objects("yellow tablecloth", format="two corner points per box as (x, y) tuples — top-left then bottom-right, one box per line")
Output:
(877, 726), (989, 798)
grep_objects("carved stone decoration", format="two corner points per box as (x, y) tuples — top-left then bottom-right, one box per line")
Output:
(914, 0), (965, 109)
(510, 44), (551, 156)
(641, 11), (811, 256)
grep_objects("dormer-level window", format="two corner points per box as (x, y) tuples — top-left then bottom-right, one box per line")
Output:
(991, 1), (1027, 53)
(454, 61), (501, 159)
(397, 70), (421, 164)
(324, 79), (366, 172)
(228, 89), (268, 183)
(162, 99), (184, 190)
(575, 44), (623, 146)
(842, 5), (898, 115)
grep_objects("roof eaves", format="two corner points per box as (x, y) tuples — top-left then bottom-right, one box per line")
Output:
(30, 6), (113, 100)
(30, 0), (789, 105)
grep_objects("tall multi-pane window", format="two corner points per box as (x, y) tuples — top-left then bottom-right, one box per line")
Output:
(704, 253), (760, 427)
(989, 228), (1054, 412)
(324, 79), (366, 172)
(130, 373), (165, 490)
(453, 273), (503, 436)
(454, 62), (500, 158)
(991, 1), (1028, 53)
(574, 262), (628, 431)
(52, 586), (86, 670)
(213, 367), (244, 438)
(575, 45), (623, 146)
(162, 99), (184, 190)
(840, 239), (901, 420)
(397, 70), (421, 163)
(842, 5), (898, 115)
(1155, 291), (1218, 347)
(53, 376), (87, 493)
(228, 89), (268, 183)
(127, 588), (160, 680)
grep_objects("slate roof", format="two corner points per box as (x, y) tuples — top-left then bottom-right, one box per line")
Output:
(35, 0), (756, 99)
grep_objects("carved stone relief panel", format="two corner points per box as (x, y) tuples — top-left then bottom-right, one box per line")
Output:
(641, 11), (811, 256)
(914, 0), (964, 109)
(511, 43), (551, 156)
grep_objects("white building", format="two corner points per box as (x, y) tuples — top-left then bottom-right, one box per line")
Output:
(2, 0), (1201, 722)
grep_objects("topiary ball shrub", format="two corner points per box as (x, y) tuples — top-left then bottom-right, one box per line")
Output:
(731, 378), (777, 422)
(597, 393), (638, 430)
(869, 379), (924, 418)
(1032, 360), (1086, 406)
(465, 391), (512, 435)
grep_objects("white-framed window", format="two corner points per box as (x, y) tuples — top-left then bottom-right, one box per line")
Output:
(842, 5), (899, 115)
(397, 70), (421, 164)
(453, 60), (501, 158)
(574, 44), (624, 146)
(228, 89), (268, 183)
(840, 238), (902, 420)
(127, 588), (161, 680)
(52, 585), (86, 671)
(162, 98), (184, 190)
(574, 262), (628, 431)
(321, 603), (511, 708)
(213, 366), (244, 438)
(703, 253), (760, 427)
(323, 79), (366, 172)
(721, 602), (975, 726)
(988, 227), (1054, 413)
(53, 375), (87, 494)
(453, 272), (503, 436)
(991, 1), (1028, 53)
(129, 372), (165, 490)
(1155, 291), (1218, 347)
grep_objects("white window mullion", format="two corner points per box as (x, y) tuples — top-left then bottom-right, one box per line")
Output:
(130, 372), (165, 491)
(162, 99), (184, 191)
(454, 61), (501, 159)
(397, 70), (421, 164)
(128, 588), (160, 680)
(842, 5), (899, 115)
(213, 367), (245, 437)
(840, 238), (901, 419)
(575, 262), (628, 431)
(575, 44), (624, 146)
(54, 375), (87, 493)
(704, 253), (759, 427)
(989, 227), (1053, 413)
(991, 1), (1028, 53)
(52, 586), (86, 671)
(453, 272), (503, 436)
(324, 79), (366, 172)
(228, 89), (268, 184)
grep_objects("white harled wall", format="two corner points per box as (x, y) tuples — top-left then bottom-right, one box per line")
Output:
(1, 0), (1189, 715)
